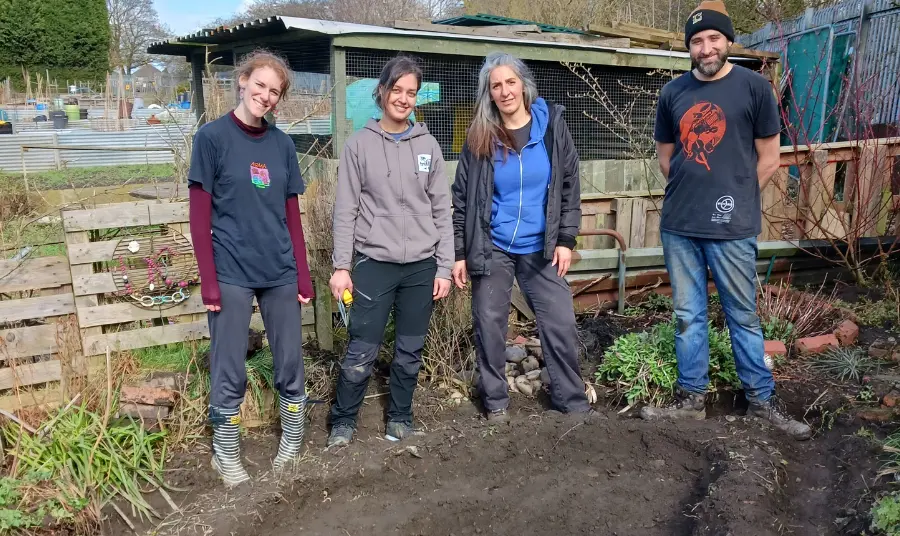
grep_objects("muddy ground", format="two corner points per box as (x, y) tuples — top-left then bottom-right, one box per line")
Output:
(105, 357), (885, 536)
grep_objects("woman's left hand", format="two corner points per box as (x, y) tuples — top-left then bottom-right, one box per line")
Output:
(433, 278), (451, 300)
(298, 294), (311, 304)
(552, 246), (572, 277)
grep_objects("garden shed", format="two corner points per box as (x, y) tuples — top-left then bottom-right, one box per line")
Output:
(147, 15), (777, 193)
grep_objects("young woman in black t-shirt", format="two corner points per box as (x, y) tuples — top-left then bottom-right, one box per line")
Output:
(188, 50), (314, 486)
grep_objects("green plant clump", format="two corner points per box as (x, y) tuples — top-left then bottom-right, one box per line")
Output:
(596, 317), (739, 406)
(762, 317), (795, 343)
(2, 403), (169, 525)
(872, 493), (900, 535)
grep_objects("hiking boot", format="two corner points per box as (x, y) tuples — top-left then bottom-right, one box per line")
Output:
(572, 408), (605, 423)
(385, 421), (425, 441)
(640, 389), (706, 421)
(326, 423), (355, 448)
(486, 408), (510, 425)
(273, 395), (306, 471)
(747, 398), (812, 441)
(209, 406), (250, 487)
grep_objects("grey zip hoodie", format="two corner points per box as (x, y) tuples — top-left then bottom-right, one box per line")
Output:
(332, 119), (454, 280)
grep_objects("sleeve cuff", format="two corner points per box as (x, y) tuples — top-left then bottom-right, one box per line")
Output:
(455, 249), (466, 262)
(436, 267), (452, 280)
(557, 234), (577, 249)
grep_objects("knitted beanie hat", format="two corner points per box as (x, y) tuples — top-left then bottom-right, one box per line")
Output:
(684, 0), (735, 47)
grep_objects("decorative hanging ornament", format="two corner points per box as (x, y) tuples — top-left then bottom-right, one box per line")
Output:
(111, 227), (198, 310)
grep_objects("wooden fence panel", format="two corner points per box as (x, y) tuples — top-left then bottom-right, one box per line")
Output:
(61, 200), (329, 358)
(0, 256), (79, 398)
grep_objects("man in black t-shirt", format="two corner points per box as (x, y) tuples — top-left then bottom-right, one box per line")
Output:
(640, 0), (811, 440)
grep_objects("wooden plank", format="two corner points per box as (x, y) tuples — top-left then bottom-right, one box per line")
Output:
(82, 320), (209, 356)
(0, 257), (72, 293)
(148, 202), (189, 225)
(65, 231), (102, 358)
(0, 388), (61, 412)
(77, 292), (315, 328)
(62, 203), (152, 232)
(581, 200), (613, 216)
(644, 200), (663, 247)
(67, 233), (194, 265)
(392, 20), (630, 47)
(314, 278), (332, 350)
(856, 146), (891, 237)
(629, 199), (649, 248)
(61, 201), (189, 232)
(0, 294), (75, 324)
(581, 191), (665, 201)
(577, 214), (598, 249)
(0, 324), (63, 360)
(72, 272), (116, 296)
(612, 198), (634, 249)
(761, 168), (792, 240)
(799, 151), (834, 239)
(0, 360), (61, 390)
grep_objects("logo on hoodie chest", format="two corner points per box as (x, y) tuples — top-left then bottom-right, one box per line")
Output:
(417, 154), (431, 173)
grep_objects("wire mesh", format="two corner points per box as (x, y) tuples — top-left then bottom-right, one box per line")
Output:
(345, 48), (673, 162)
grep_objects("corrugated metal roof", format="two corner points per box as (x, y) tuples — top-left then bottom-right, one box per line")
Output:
(432, 14), (586, 34)
(0, 119), (332, 172)
(148, 15), (692, 60)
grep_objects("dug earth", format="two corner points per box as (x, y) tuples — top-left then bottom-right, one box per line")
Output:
(108, 378), (878, 536)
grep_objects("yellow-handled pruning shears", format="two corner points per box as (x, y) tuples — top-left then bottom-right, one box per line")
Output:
(337, 289), (353, 327)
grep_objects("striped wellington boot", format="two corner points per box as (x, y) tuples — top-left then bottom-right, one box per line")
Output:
(273, 395), (307, 471)
(209, 406), (250, 487)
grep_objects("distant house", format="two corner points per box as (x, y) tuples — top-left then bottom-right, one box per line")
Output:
(133, 64), (163, 91)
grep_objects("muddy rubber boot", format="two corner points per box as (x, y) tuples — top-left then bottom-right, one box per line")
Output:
(209, 406), (250, 487)
(385, 421), (425, 441)
(273, 395), (306, 471)
(639, 388), (706, 421)
(747, 398), (812, 441)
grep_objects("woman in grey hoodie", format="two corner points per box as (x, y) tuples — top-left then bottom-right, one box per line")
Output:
(327, 56), (454, 447)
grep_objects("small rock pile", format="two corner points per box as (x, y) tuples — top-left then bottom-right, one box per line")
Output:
(503, 339), (548, 397)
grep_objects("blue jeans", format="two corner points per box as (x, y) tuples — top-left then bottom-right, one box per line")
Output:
(661, 231), (774, 403)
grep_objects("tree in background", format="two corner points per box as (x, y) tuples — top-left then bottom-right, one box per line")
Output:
(0, 0), (109, 84)
(460, 0), (815, 33)
(107, 0), (170, 74)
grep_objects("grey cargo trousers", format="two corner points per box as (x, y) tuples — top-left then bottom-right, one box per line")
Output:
(472, 247), (590, 413)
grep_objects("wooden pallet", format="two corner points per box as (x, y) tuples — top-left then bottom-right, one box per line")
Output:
(0, 256), (80, 411)
(61, 200), (319, 358)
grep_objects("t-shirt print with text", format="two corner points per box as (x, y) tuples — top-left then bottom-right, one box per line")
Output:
(250, 162), (270, 189)
(678, 102), (727, 172)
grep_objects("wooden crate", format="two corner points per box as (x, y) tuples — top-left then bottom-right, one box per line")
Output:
(0, 256), (80, 411)
(61, 200), (321, 358)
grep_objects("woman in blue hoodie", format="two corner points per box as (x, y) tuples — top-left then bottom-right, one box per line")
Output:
(451, 52), (593, 423)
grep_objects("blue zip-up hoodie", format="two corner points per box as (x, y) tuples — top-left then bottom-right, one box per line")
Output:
(490, 97), (552, 254)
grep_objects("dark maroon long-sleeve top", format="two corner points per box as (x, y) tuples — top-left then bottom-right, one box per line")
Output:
(189, 111), (314, 307)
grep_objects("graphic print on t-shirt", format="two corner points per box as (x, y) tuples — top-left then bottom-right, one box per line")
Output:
(250, 162), (270, 188)
(678, 102), (727, 172)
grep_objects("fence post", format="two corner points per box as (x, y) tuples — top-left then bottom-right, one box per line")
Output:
(52, 132), (61, 170)
(314, 278), (333, 351)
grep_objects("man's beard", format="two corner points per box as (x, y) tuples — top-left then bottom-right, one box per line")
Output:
(692, 47), (729, 77)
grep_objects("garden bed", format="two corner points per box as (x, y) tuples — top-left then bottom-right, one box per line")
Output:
(7, 271), (900, 535)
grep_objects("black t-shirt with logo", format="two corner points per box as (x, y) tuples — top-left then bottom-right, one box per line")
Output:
(654, 65), (781, 239)
(188, 114), (305, 287)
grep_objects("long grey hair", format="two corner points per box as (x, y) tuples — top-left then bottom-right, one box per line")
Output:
(467, 52), (539, 159)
